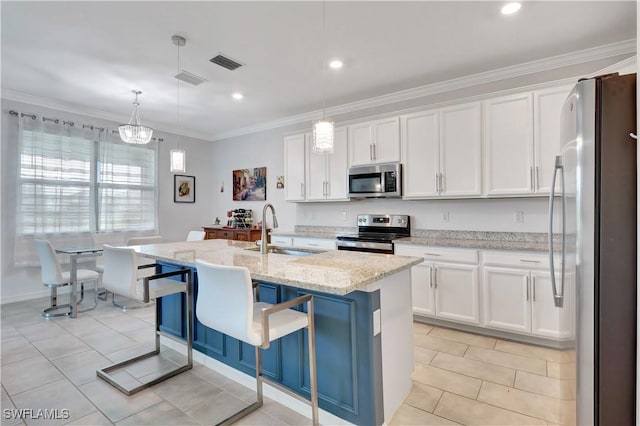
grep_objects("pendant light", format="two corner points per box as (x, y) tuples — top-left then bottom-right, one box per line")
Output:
(119, 90), (154, 144)
(312, 1), (334, 154)
(170, 34), (186, 173)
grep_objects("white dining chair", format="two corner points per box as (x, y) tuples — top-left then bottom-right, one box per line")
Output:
(186, 230), (206, 241)
(97, 244), (192, 395)
(195, 260), (319, 425)
(34, 239), (100, 318)
(108, 235), (163, 311)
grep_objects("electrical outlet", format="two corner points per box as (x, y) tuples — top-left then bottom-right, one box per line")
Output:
(514, 211), (524, 224)
(442, 211), (450, 222)
(341, 211), (348, 221)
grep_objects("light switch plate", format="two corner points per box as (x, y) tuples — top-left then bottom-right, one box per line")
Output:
(373, 309), (381, 336)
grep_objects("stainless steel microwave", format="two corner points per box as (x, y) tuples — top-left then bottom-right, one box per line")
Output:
(347, 163), (402, 198)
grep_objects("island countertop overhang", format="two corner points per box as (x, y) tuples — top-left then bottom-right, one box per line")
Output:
(132, 239), (422, 295)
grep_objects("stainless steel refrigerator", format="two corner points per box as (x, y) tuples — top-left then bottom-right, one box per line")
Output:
(551, 73), (636, 425)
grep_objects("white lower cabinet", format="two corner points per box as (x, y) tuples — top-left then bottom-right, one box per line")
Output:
(396, 245), (479, 325)
(482, 251), (573, 340)
(292, 237), (336, 250)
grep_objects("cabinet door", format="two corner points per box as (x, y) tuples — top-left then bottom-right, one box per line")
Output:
(326, 127), (349, 200)
(284, 134), (306, 201)
(484, 93), (534, 195)
(440, 102), (482, 196)
(348, 122), (373, 166)
(411, 262), (435, 316)
(530, 271), (573, 339)
(434, 263), (479, 324)
(372, 117), (400, 164)
(401, 111), (439, 198)
(534, 86), (571, 194)
(482, 267), (531, 333)
(306, 139), (327, 201)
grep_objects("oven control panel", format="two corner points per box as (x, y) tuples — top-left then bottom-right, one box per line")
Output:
(357, 214), (409, 228)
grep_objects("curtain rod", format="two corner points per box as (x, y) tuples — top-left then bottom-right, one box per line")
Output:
(8, 110), (164, 142)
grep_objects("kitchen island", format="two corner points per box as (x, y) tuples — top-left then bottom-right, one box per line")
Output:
(133, 239), (422, 425)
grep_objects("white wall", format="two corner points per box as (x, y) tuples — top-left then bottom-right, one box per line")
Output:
(0, 99), (214, 303)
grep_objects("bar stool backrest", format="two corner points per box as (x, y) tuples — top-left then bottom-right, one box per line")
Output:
(34, 239), (65, 285)
(195, 260), (260, 346)
(102, 245), (140, 300)
(186, 231), (206, 241)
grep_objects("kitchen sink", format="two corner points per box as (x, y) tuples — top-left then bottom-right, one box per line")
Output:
(244, 246), (324, 256)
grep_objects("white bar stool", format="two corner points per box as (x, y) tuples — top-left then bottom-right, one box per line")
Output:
(34, 239), (99, 318)
(186, 230), (206, 241)
(97, 245), (193, 396)
(195, 260), (319, 426)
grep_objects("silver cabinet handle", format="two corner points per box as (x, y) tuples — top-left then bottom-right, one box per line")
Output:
(369, 144), (373, 161)
(532, 276), (536, 302)
(322, 181), (326, 197)
(429, 266), (433, 288)
(519, 259), (541, 264)
(435, 173), (439, 193)
(535, 166), (540, 192)
(423, 253), (441, 257)
(300, 183), (304, 198)
(526, 275), (530, 301)
(530, 166), (534, 191)
(307, 243), (319, 247)
(373, 143), (377, 161)
(325, 181), (329, 198)
(439, 173), (444, 193)
(433, 267), (438, 288)
(548, 155), (565, 308)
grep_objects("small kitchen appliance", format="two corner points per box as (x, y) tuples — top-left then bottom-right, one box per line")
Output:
(336, 214), (410, 254)
(347, 163), (402, 198)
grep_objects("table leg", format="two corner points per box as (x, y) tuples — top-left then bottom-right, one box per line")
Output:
(70, 254), (78, 318)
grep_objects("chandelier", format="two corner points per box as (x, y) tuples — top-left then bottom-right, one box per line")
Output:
(119, 90), (153, 144)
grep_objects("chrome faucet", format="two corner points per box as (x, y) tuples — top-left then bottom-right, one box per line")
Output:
(261, 203), (278, 254)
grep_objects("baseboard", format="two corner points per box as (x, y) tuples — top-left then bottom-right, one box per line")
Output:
(159, 336), (352, 426)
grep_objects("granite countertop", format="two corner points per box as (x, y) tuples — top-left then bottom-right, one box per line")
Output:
(134, 239), (422, 296)
(271, 226), (557, 253)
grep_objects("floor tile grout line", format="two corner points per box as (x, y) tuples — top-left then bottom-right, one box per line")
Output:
(474, 380), (557, 425)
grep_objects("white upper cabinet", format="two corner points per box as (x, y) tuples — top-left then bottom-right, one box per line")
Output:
(402, 102), (481, 199)
(483, 93), (534, 196)
(401, 110), (439, 198)
(440, 102), (482, 196)
(284, 133), (306, 201)
(306, 127), (348, 201)
(349, 117), (400, 166)
(533, 85), (572, 194)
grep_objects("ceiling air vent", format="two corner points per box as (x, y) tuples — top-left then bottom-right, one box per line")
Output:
(174, 70), (207, 86)
(209, 54), (243, 71)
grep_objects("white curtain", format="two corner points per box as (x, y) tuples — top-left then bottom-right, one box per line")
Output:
(13, 115), (159, 267)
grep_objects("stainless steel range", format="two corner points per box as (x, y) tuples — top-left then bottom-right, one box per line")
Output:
(336, 214), (410, 254)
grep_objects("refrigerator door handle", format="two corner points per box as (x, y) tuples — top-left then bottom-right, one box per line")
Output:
(548, 156), (565, 308)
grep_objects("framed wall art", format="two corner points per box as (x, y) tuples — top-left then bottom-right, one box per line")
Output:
(233, 167), (266, 201)
(174, 175), (195, 203)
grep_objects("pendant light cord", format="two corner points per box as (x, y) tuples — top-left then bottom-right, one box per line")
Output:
(321, 0), (326, 120)
(176, 40), (181, 148)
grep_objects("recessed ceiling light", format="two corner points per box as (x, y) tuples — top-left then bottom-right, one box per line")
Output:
(329, 60), (343, 70)
(501, 2), (521, 15)
(232, 93), (244, 100)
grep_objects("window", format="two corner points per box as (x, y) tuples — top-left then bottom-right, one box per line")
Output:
(17, 122), (158, 235)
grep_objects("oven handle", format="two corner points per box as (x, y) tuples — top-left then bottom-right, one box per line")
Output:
(336, 240), (394, 253)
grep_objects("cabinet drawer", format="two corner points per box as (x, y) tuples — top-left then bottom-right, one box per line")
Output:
(292, 237), (336, 250)
(271, 236), (293, 247)
(395, 245), (478, 264)
(216, 230), (234, 240)
(483, 251), (556, 269)
(236, 233), (248, 241)
(205, 231), (217, 240)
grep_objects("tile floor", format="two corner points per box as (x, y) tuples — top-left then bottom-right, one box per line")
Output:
(1, 296), (576, 425)
(391, 322), (577, 426)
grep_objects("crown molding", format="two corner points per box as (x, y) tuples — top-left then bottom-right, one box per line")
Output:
(210, 39), (636, 141)
(1, 89), (212, 142)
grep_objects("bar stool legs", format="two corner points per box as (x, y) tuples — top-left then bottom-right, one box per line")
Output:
(42, 286), (71, 318)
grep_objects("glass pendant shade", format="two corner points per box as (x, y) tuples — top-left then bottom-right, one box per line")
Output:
(170, 149), (186, 173)
(119, 90), (153, 144)
(313, 119), (335, 153)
